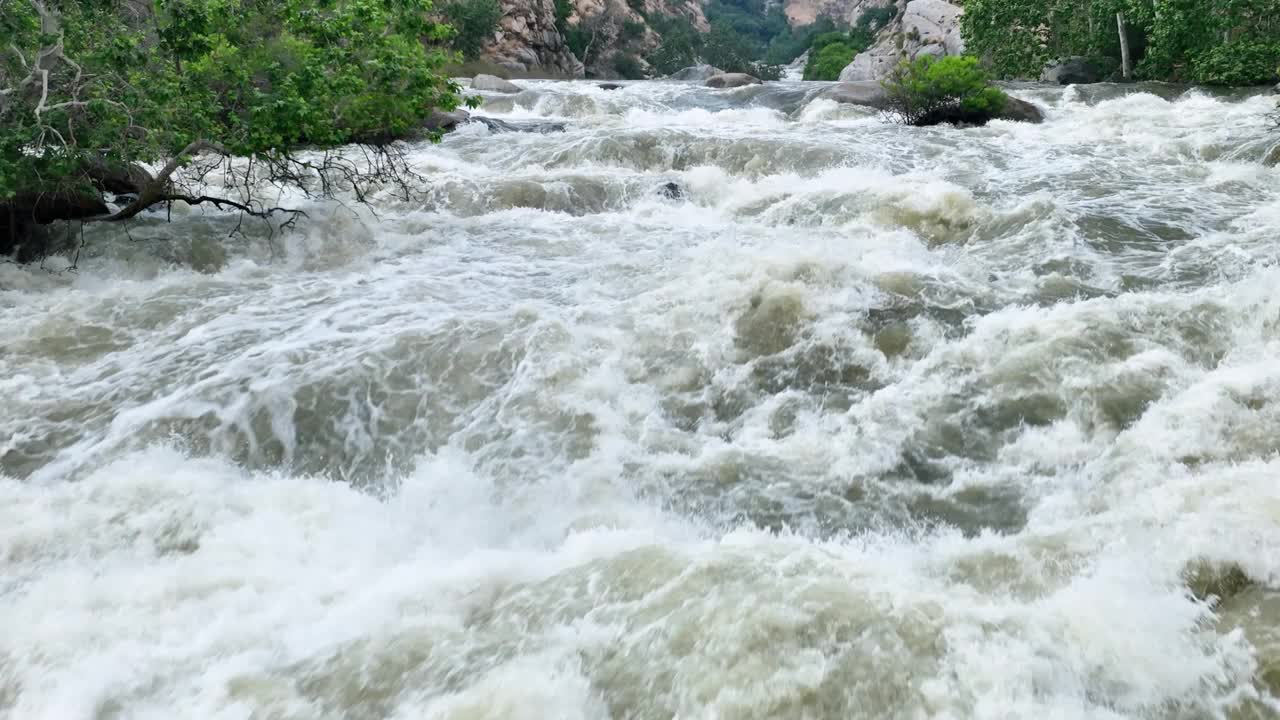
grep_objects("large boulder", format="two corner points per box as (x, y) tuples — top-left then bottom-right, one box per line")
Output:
(705, 73), (763, 89)
(471, 74), (523, 93)
(670, 64), (723, 81)
(820, 81), (891, 109)
(840, 0), (965, 82)
(424, 109), (471, 132)
(996, 97), (1045, 124)
(820, 81), (1045, 125)
(1041, 57), (1103, 85)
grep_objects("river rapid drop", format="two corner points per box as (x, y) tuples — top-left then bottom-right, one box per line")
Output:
(3, 80), (1280, 719)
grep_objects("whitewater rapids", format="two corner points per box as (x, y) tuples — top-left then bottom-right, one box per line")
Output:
(2, 80), (1280, 719)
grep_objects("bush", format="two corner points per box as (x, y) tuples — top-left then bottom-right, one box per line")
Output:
(1192, 42), (1280, 87)
(622, 20), (647, 41)
(803, 42), (856, 80)
(442, 0), (503, 59)
(882, 55), (1008, 126)
(613, 53), (646, 79)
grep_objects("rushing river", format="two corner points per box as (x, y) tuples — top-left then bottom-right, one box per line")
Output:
(3, 80), (1280, 719)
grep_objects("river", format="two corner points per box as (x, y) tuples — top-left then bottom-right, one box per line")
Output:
(2, 80), (1279, 719)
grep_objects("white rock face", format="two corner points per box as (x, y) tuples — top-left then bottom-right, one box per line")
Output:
(839, 0), (965, 82)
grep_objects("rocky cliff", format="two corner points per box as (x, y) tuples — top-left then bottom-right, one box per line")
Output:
(483, 0), (583, 77)
(839, 0), (965, 81)
(783, 0), (883, 27)
(480, 0), (708, 78)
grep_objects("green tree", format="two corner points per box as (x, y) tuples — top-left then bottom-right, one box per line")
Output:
(881, 55), (1008, 126)
(442, 0), (503, 60)
(962, 0), (1280, 84)
(803, 41), (857, 80)
(2, 0), (473, 259)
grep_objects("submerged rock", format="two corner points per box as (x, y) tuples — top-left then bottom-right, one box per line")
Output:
(705, 73), (762, 89)
(659, 182), (683, 199)
(1184, 560), (1254, 605)
(471, 74), (523, 93)
(1041, 57), (1103, 85)
(669, 64), (722, 82)
(598, 83), (624, 91)
(1265, 143), (1280, 167)
(470, 116), (567, 134)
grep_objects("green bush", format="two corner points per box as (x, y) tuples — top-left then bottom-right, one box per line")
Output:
(613, 53), (646, 79)
(803, 42), (856, 80)
(442, 0), (503, 59)
(882, 55), (1008, 126)
(622, 20), (647, 42)
(1192, 42), (1280, 87)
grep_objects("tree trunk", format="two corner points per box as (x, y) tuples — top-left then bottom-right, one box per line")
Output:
(1116, 12), (1132, 80)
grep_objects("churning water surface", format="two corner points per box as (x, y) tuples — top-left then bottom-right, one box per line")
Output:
(2, 80), (1280, 719)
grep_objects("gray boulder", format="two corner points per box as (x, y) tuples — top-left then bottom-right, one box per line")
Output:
(706, 73), (763, 89)
(669, 64), (723, 81)
(1040, 57), (1102, 85)
(996, 97), (1045, 123)
(598, 83), (624, 90)
(424, 109), (471, 132)
(471, 74), (523, 93)
(820, 81), (891, 109)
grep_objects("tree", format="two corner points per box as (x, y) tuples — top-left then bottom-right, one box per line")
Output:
(442, 0), (503, 60)
(881, 55), (1008, 126)
(1, 0), (474, 261)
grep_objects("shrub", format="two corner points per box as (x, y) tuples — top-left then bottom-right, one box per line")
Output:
(614, 53), (646, 79)
(881, 55), (1008, 126)
(442, 0), (503, 59)
(1192, 42), (1280, 87)
(803, 41), (856, 80)
(622, 20), (647, 42)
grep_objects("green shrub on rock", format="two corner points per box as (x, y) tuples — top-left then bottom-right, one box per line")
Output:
(881, 55), (1008, 126)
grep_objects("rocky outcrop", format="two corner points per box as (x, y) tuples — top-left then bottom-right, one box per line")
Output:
(472, 74), (524, 93)
(1041, 57), (1103, 85)
(821, 81), (1045, 124)
(839, 0), (965, 82)
(706, 73), (763, 88)
(483, 0), (583, 77)
(785, 0), (889, 27)
(820, 81), (893, 108)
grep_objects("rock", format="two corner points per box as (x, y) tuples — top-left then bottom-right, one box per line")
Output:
(659, 182), (683, 199)
(470, 116), (567, 134)
(1041, 56), (1102, 85)
(598, 83), (624, 90)
(997, 97), (1045, 124)
(706, 73), (763, 89)
(1273, 82), (1280, 95)
(471, 74), (523, 93)
(820, 81), (891, 109)
(1265, 144), (1280, 167)
(1183, 560), (1253, 605)
(840, 0), (965, 82)
(669, 64), (723, 82)
(424, 109), (471, 132)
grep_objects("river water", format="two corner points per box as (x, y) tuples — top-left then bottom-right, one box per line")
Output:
(3, 80), (1280, 719)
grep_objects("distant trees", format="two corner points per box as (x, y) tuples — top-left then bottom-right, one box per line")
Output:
(962, 0), (1280, 85)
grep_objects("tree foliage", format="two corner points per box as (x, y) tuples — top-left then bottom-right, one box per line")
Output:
(800, 8), (893, 81)
(441, 0), (503, 60)
(2, 0), (473, 258)
(882, 55), (1008, 126)
(962, 0), (1280, 85)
